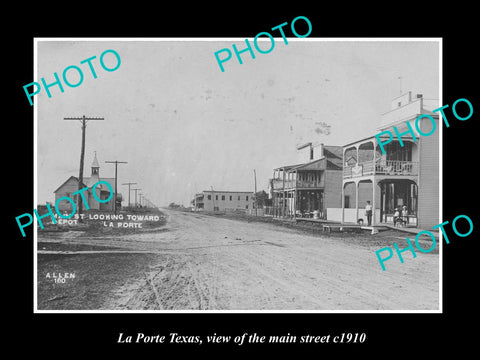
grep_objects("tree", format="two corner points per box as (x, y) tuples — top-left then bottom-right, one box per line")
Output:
(254, 190), (271, 208)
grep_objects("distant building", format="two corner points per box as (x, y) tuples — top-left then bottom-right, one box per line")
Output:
(53, 152), (122, 212)
(270, 144), (343, 219)
(194, 190), (255, 212)
(334, 91), (439, 229)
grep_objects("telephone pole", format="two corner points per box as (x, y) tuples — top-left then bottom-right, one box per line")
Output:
(105, 160), (128, 214)
(122, 182), (137, 208)
(64, 115), (104, 217)
(253, 169), (257, 216)
(132, 188), (141, 208)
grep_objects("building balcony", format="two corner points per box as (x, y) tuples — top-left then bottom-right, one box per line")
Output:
(271, 178), (324, 190)
(343, 160), (418, 179)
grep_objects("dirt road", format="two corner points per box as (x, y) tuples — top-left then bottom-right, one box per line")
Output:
(38, 209), (440, 311)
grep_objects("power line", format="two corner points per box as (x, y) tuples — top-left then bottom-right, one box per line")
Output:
(132, 188), (141, 208)
(122, 182), (137, 208)
(253, 169), (257, 216)
(64, 115), (104, 218)
(105, 160), (128, 214)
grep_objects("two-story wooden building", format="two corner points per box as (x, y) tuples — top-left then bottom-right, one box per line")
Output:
(270, 144), (343, 219)
(337, 92), (439, 229)
(194, 190), (254, 212)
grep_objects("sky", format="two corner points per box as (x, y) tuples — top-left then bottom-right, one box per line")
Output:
(36, 39), (439, 207)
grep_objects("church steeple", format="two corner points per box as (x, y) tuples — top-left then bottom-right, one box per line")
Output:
(91, 151), (100, 176)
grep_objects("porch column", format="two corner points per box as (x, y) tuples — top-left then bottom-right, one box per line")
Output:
(372, 178), (378, 234)
(355, 180), (359, 223)
(293, 189), (296, 218)
(380, 182), (384, 223)
(272, 170), (276, 217)
(293, 170), (298, 219)
(282, 169), (285, 217)
(341, 182), (345, 223)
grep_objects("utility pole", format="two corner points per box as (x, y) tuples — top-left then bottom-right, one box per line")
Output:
(122, 182), (137, 208)
(253, 169), (257, 216)
(64, 115), (104, 218)
(132, 188), (141, 208)
(105, 160), (128, 214)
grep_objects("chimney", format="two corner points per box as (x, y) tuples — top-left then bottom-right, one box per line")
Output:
(416, 93), (424, 109)
(296, 142), (314, 161)
(319, 143), (324, 158)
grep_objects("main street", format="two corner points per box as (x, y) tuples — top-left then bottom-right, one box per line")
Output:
(38, 209), (440, 311)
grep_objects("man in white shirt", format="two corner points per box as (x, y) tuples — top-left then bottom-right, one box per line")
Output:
(365, 201), (373, 226)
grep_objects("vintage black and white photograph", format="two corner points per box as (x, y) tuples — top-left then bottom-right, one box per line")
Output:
(34, 38), (441, 312)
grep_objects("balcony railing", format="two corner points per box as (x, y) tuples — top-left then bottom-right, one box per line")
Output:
(271, 178), (323, 190)
(343, 160), (418, 178)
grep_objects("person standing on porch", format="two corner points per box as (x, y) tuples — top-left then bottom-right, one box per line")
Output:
(365, 201), (373, 226)
(394, 208), (401, 227)
(402, 205), (408, 225)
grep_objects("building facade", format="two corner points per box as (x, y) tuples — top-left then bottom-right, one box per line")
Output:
(270, 144), (343, 219)
(336, 92), (439, 229)
(194, 190), (255, 212)
(54, 153), (122, 212)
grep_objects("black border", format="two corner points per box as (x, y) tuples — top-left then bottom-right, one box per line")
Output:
(7, 5), (479, 355)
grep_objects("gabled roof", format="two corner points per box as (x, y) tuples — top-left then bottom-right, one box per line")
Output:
(83, 176), (116, 188)
(273, 163), (304, 171)
(323, 145), (343, 169)
(326, 160), (342, 170)
(289, 158), (325, 172)
(274, 145), (344, 173)
(54, 176), (118, 193)
(53, 176), (86, 193)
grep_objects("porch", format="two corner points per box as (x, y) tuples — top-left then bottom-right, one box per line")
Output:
(343, 159), (419, 179)
(272, 189), (325, 219)
(340, 177), (418, 227)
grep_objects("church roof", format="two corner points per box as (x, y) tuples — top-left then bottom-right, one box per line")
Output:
(53, 176), (86, 193)
(84, 177), (116, 190)
(91, 152), (100, 168)
(54, 153), (121, 198)
(54, 176), (119, 194)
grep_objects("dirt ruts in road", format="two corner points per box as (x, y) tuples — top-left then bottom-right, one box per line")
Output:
(99, 212), (439, 310)
(99, 210), (439, 310)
